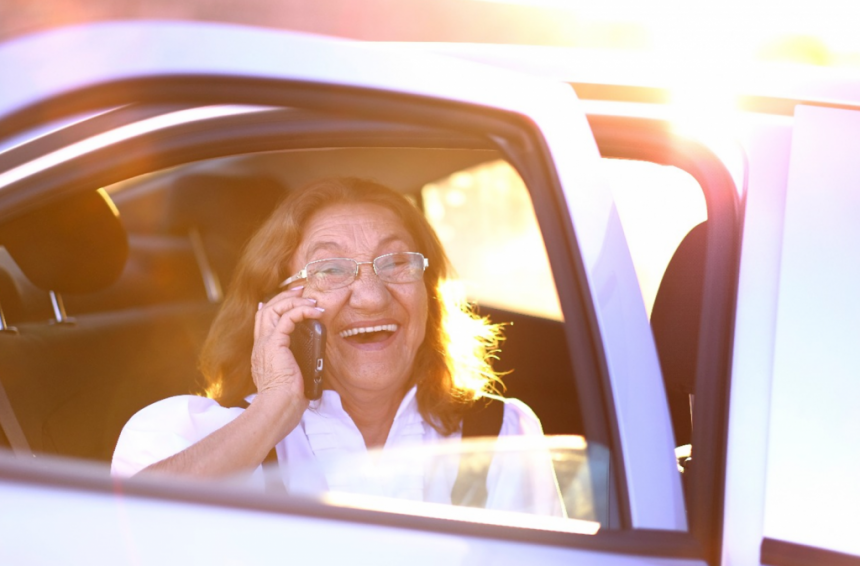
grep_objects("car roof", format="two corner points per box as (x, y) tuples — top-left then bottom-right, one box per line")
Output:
(390, 42), (860, 112)
(0, 21), (577, 137)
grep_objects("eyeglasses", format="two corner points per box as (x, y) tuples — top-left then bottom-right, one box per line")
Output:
(279, 252), (429, 292)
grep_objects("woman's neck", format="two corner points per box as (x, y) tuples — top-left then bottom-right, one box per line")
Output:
(335, 385), (409, 448)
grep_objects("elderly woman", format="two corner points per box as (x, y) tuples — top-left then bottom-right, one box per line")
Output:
(112, 177), (562, 515)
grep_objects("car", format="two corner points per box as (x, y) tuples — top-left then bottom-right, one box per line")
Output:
(0, 20), (858, 566)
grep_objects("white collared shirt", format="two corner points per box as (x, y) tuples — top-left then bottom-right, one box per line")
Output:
(112, 387), (563, 516)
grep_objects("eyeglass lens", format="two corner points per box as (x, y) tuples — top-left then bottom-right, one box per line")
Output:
(306, 252), (425, 290)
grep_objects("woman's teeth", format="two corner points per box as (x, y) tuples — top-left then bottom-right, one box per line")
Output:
(339, 324), (398, 338)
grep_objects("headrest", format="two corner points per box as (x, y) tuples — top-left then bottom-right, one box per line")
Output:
(650, 221), (707, 395)
(164, 174), (286, 289)
(0, 189), (128, 294)
(165, 174), (285, 241)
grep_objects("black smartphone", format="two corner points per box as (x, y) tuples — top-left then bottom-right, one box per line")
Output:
(290, 319), (326, 400)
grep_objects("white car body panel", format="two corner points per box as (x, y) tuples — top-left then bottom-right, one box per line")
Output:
(763, 105), (860, 556)
(391, 42), (860, 110)
(721, 115), (793, 566)
(0, 481), (699, 566)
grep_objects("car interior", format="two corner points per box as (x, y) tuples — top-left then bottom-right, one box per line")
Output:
(0, 103), (724, 533)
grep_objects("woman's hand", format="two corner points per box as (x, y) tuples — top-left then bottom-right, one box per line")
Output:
(137, 287), (325, 479)
(252, 286), (324, 403)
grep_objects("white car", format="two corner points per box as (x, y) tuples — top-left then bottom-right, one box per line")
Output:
(0, 21), (857, 566)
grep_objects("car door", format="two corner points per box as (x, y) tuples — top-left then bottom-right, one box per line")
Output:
(0, 21), (697, 565)
(756, 104), (860, 565)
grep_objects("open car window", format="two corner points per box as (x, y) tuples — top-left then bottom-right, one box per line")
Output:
(0, 127), (662, 530)
(83, 147), (608, 529)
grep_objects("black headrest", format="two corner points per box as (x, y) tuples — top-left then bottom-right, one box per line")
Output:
(650, 221), (707, 395)
(0, 190), (128, 294)
(164, 174), (286, 289)
(165, 174), (285, 241)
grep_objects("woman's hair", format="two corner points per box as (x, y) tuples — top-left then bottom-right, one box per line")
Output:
(200, 177), (503, 435)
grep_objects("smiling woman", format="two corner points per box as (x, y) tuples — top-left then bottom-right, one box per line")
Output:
(111, 177), (564, 516)
(203, 177), (500, 435)
(280, 201), (430, 446)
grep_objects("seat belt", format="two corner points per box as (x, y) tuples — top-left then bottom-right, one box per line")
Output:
(0, 298), (32, 457)
(450, 396), (505, 508)
(261, 444), (285, 494)
(0, 377), (32, 457)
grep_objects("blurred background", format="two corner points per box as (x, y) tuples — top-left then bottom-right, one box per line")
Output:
(3, 0), (859, 68)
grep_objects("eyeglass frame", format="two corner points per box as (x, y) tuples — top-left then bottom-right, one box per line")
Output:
(278, 251), (429, 291)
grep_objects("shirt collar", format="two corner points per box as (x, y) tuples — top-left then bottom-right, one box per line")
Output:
(247, 385), (421, 424)
(309, 385), (419, 422)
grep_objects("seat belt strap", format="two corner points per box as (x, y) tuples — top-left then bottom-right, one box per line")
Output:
(451, 396), (505, 508)
(0, 377), (32, 457)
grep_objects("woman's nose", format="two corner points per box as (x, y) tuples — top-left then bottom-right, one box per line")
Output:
(348, 263), (390, 307)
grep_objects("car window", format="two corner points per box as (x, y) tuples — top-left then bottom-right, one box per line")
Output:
(0, 144), (616, 530)
(0, 104), (690, 542)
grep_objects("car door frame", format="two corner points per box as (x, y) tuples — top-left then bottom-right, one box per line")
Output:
(586, 113), (742, 565)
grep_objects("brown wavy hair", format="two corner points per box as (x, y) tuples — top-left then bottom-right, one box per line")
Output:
(199, 177), (502, 435)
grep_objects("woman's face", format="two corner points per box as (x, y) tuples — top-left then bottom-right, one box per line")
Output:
(290, 202), (429, 400)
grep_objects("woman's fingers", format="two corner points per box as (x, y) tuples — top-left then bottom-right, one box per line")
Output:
(260, 306), (323, 348)
(254, 287), (313, 339)
(257, 300), (321, 335)
(268, 304), (325, 347)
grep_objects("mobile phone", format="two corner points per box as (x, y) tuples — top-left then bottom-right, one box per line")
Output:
(289, 319), (326, 400)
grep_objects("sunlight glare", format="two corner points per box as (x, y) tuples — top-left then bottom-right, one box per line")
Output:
(439, 278), (504, 397)
(322, 490), (600, 534)
(423, 160), (562, 321)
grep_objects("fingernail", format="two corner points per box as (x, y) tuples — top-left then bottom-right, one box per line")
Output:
(257, 302), (264, 311)
(315, 307), (325, 312)
(306, 298), (317, 305)
(293, 285), (305, 291)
